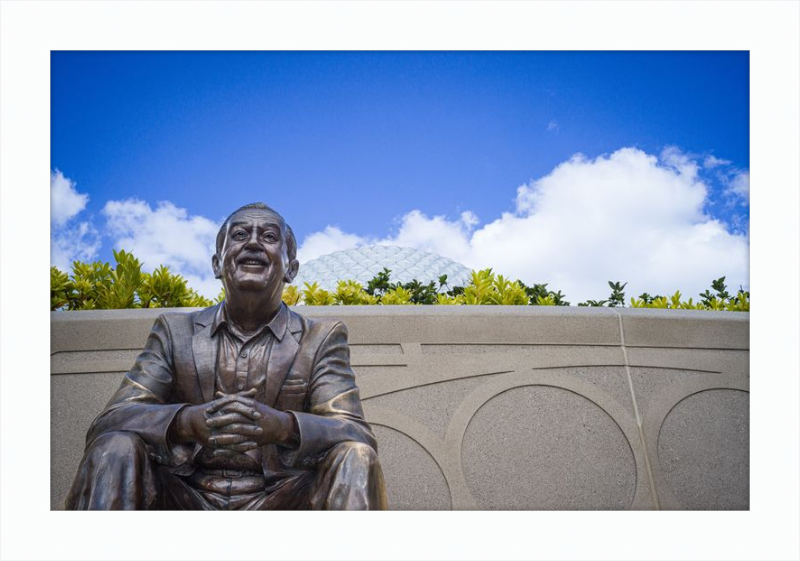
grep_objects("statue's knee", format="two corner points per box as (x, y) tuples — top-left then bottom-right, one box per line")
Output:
(328, 441), (378, 466)
(87, 431), (147, 462)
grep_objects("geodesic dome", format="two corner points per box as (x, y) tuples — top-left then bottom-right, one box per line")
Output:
(291, 245), (472, 292)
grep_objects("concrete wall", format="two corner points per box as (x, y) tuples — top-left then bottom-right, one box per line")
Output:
(51, 306), (749, 510)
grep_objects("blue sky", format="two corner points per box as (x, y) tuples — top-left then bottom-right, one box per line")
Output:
(51, 51), (749, 302)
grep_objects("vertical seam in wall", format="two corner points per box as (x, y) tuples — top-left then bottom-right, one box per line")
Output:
(615, 310), (660, 510)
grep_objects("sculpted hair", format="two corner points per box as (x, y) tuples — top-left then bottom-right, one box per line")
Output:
(215, 202), (297, 262)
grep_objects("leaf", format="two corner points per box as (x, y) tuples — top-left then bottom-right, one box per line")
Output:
(334, 280), (378, 305)
(436, 293), (464, 305)
(381, 286), (414, 305)
(281, 285), (302, 306)
(536, 294), (556, 306)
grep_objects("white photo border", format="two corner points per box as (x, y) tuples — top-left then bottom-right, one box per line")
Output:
(1, 1), (798, 560)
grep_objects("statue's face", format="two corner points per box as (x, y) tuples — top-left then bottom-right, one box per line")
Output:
(212, 208), (297, 296)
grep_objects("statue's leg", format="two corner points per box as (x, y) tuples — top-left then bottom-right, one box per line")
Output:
(157, 471), (222, 510)
(65, 431), (158, 510)
(307, 442), (388, 510)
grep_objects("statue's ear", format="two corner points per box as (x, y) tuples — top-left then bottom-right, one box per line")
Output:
(284, 259), (299, 284)
(212, 254), (222, 279)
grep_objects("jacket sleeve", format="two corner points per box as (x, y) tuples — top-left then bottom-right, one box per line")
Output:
(85, 314), (193, 467)
(281, 321), (376, 468)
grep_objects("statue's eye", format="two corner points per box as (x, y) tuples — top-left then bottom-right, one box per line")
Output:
(232, 230), (247, 240)
(263, 232), (278, 242)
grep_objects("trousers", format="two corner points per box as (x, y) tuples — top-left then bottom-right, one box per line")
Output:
(66, 431), (388, 510)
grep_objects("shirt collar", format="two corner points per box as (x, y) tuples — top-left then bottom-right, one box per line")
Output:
(211, 301), (288, 342)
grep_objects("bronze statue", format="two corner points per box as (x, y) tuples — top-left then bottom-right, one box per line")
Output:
(66, 203), (388, 510)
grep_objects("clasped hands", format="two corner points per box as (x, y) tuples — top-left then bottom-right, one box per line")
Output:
(173, 389), (298, 455)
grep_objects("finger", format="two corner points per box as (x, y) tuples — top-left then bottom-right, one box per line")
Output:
(216, 401), (261, 420)
(227, 395), (256, 407)
(210, 448), (236, 458)
(205, 394), (241, 415)
(214, 388), (256, 399)
(226, 441), (259, 452)
(206, 393), (255, 415)
(215, 423), (263, 437)
(213, 441), (259, 454)
(208, 433), (250, 446)
(205, 412), (253, 428)
(207, 394), (257, 416)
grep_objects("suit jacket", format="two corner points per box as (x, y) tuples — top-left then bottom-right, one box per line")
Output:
(86, 302), (376, 479)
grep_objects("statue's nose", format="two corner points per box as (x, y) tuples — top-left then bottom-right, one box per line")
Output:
(245, 230), (262, 248)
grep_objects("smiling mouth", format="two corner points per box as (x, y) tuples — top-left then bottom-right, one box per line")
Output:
(237, 257), (269, 267)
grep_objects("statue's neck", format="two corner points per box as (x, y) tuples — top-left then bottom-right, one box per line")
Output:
(224, 292), (281, 334)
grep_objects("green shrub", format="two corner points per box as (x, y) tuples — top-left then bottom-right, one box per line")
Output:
(518, 280), (569, 306)
(333, 280), (379, 305)
(50, 251), (213, 310)
(490, 274), (529, 305)
(50, 266), (72, 310)
(138, 264), (212, 308)
(436, 293), (465, 305)
(629, 277), (749, 312)
(463, 269), (494, 305)
(301, 282), (335, 306)
(281, 285), (302, 306)
(51, 251), (749, 312)
(536, 294), (557, 306)
(364, 267), (444, 304)
(380, 285), (414, 305)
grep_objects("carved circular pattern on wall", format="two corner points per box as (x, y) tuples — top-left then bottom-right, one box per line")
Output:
(371, 425), (452, 510)
(461, 385), (637, 510)
(657, 389), (749, 510)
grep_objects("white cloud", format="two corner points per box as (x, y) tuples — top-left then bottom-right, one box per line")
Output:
(384, 209), (477, 260)
(660, 145), (700, 180)
(53, 146), (749, 303)
(726, 170), (750, 200)
(182, 273), (225, 301)
(50, 170), (100, 270)
(51, 221), (101, 271)
(296, 226), (368, 263)
(697, 154), (749, 205)
(547, 120), (559, 134)
(102, 199), (222, 298)
(703, 155), (731, 169)
(700, 153), (749, 205)
(296, 147), (749, 303)
(295, 210), (480, 266)
(51, 170), (89, 226)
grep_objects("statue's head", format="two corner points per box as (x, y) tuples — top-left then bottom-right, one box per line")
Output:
(212, 203), (299, 303)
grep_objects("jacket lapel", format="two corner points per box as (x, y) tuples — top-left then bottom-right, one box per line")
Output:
(264, 308), (302, 408)
(190, 303), (303, 407)
(192, 304), (220, 403)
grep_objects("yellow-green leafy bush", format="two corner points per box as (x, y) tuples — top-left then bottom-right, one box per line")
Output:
(51, 250), (214, 310)
(301, 282), (335, 306)
(380, 286), (414, 305)
(333, 280), (380, 305)
(51, 252), (749, 312)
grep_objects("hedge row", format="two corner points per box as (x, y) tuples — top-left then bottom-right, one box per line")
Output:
(51, 251), (749, 312)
